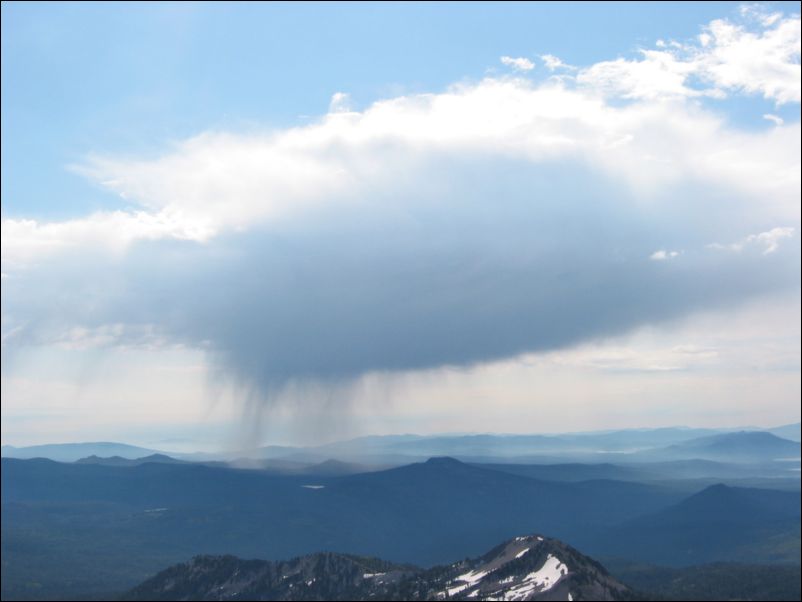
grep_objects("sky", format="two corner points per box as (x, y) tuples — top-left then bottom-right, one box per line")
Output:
(1, 1), (800, 449)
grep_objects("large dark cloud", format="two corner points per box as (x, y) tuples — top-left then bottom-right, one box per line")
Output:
(3, 157), (798, 396)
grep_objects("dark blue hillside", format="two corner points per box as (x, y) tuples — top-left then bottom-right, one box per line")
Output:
(590, 484), (801, 565)
(3, 456), (799, 599)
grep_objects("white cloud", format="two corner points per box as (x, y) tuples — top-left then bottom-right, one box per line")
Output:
(500, 56), (535, 71)
(739, 4), (783, 28)
(3, 73), (798, 268)
(745, 226), (796, 254)
(699, 15), (801, 104)
(540, 54), (575, 71)
(650, 250), (680, 261)
(763, 113), (784, 125)
(47, 323), (168, 351)
(1, 211), (211, 268)
(578, 11), (801, 104)
(549, 344), (714, 373)
(3, 11), (797, 269)
(329, 91), (352, 113)
(708, 226), (796, 254)
(578, 49), (706, 100)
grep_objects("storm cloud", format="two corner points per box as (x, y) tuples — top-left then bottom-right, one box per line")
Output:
(3, 150), (799, 394)
(2, 9), (800, 404)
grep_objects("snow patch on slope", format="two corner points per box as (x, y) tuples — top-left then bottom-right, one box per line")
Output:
(489, 554), (569, 601)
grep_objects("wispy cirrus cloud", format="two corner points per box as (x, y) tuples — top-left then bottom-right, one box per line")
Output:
(500, 55), (535, 71)
(540, 54), (575, 71)
(708, 226), (796, 255)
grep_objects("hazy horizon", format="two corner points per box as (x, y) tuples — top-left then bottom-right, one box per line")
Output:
(3, 420), (800, 453)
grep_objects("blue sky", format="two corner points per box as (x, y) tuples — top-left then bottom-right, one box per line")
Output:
(1, 2), (800, 448)
(2, 1), (799, 219)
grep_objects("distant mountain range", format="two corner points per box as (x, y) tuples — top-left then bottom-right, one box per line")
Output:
(769, 423), (802, 442)
(261, 426), (802, 464)
(1, 441), (159, 462)
(124, 534), (636, 601)
(74, 453), (188, 467)
(645, 431), (802, 463)
(3, 423), (800, 465)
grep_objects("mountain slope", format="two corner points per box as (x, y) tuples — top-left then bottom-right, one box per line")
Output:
(593, 484), (801, 565)
(607, 561), (802, 602)
(768, 423), (802, 443)
(124, 534), (635, 601)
